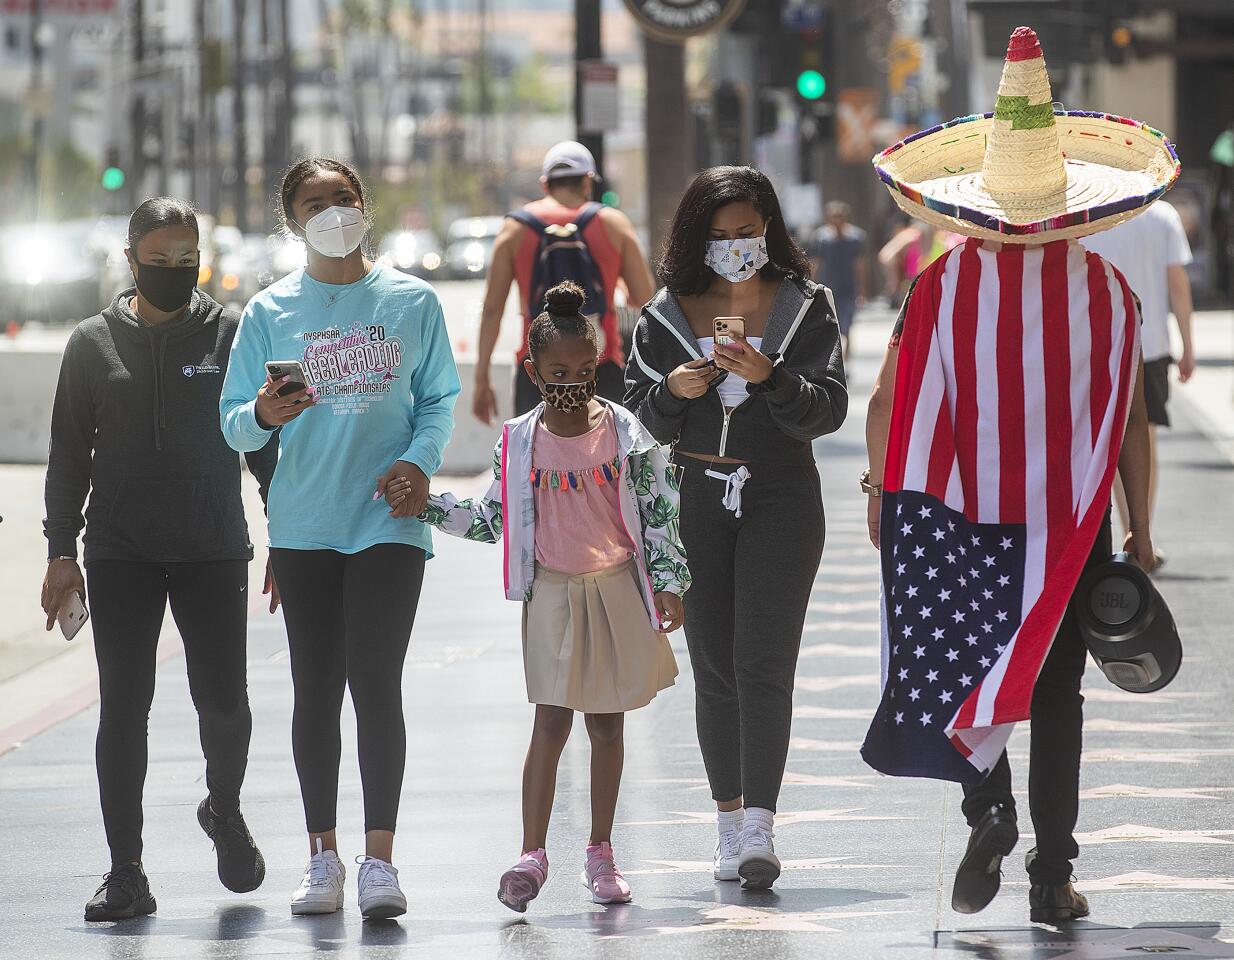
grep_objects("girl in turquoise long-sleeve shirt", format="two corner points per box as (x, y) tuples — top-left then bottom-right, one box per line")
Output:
(220, 157), (460, 921)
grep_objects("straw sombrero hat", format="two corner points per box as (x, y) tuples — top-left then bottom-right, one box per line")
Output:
(873, 26), (1180, 243)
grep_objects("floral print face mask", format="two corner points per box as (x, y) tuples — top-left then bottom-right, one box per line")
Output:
(704, 234), (769, 283)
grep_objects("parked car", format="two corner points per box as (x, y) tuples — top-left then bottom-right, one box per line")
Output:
(443, 216), (504, 279)
(378, 230), (445, 280)
(0, 219), (109, 327)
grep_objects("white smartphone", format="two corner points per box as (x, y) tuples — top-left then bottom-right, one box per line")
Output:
(264, 360), (310, 399)
(58, 591), (89, 642)
(714, 316), (746, 346)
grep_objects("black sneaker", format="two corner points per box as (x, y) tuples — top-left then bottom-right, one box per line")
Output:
(84, 863), (157, 922)
(1030, 881), (1090, 923)
(951, 804), (1018, 914)
(197, 796), (266, 893)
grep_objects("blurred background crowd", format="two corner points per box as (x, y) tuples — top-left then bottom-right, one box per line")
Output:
(1, 0), (1233, 331)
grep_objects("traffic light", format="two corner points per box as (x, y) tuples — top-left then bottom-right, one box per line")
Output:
(796, 69), (826, 101)
(101, 146), (125, 191)
(1106, 21), (1134, 66)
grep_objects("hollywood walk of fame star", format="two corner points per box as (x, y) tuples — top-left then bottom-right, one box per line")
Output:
(1071, 823), (1234, 846)
(1078, 783), (1234, 800)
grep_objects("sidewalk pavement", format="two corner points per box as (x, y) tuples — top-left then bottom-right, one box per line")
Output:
(1, 307), (1233, 958)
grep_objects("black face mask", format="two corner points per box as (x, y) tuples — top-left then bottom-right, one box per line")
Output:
(133, 262), (198, 313)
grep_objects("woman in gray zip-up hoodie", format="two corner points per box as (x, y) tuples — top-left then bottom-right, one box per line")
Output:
(625, 166), (847, 891)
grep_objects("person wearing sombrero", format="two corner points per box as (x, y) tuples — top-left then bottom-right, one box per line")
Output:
(860, 27), (1170, 923)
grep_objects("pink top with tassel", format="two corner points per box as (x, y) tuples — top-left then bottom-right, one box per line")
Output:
(531, 408), (635, 575)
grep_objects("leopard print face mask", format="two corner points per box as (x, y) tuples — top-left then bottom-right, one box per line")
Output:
(536, 372), (597, 413)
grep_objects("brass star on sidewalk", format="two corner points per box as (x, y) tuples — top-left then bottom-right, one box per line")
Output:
(1079, 783), (1234, 800)
(1071, 823), (1234, 845)
(1078, 871), (1234, 891)
(647, 905), (912, 936)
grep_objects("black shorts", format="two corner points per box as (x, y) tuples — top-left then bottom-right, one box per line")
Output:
(513, 359), (626, 416)
(1143, 356), (1171, 427)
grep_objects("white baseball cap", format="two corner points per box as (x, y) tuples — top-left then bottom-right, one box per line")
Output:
(541, 141), (599, 181)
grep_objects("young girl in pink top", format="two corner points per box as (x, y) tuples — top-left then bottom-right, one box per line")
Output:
(404, 282), (690, 911)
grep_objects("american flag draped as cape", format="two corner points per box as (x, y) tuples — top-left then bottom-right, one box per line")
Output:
(861, 238), (1140, 782)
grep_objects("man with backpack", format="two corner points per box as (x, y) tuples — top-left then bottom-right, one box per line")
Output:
(473, 141), (656, 422)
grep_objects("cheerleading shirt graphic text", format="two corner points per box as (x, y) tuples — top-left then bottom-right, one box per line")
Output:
(299, 321), (404, 414)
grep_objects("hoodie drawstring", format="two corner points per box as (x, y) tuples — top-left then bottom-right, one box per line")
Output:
(705, 465), (751, 517)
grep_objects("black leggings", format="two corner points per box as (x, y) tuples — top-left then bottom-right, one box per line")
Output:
(677, 459), (826, 812)
(271, 543), (426, 834)
(85, 559), (252, 866)
(961, 514), (1113, 884)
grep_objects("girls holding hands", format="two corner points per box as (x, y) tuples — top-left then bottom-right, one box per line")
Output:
(410, 281), (688, 912)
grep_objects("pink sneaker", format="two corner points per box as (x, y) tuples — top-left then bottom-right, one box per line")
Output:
(582, 842), (632, 904)
(498, 849), (548, 913)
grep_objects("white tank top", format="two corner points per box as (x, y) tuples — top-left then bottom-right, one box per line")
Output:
(697, 336), (764, 409)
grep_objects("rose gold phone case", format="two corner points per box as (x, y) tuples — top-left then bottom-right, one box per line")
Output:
(714, 316), (746, 346)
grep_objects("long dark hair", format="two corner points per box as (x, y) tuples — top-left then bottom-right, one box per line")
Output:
(126, 197), (199, 250)
(279, 157), (367, 231)
(658, 166), (811, 297)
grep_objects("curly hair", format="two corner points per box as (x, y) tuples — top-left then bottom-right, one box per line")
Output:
(527, 281), (598, 359)
(657, 165), (811, 297)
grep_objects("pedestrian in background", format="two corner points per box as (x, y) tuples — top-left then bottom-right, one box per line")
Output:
(473, 141), (656, 423)
(42, 197), (275, 922)
(1083, 199), (1195, 568)
(419, 282), (687, 913)
(808, 201), (867, 359)
(626, 166), (848, 890)
(220, 157), (460, 920)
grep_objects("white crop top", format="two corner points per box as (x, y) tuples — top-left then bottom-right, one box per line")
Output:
(697, 336), (764, 409)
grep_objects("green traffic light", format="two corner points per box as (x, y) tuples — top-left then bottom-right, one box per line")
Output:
(796, 69), (826, 100)
(101, 167), (126, 191)
(600, 190), (620, 208)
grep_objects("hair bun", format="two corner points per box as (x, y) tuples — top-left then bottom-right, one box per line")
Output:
(543, 281), (585, 316)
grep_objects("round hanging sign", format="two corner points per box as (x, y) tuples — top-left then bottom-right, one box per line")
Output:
(623, 0), (748, 43)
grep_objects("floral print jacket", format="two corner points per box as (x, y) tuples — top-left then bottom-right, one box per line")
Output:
(420, 399), (691, 629)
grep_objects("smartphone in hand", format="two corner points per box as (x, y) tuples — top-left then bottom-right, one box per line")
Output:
(714, 316), (746, 346)
(265, 360), (310, 399)
(58, 591), (89, 641)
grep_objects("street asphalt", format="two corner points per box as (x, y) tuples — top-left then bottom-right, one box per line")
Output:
(1, 313), (1232, 958)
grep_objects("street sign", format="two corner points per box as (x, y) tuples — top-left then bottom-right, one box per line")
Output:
(579, 60), (620, 134)
(622, 0), (747, 43)
(837, 87), (879, 163)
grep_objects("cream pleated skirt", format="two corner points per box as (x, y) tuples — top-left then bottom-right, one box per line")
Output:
(522, 560), (678, 713)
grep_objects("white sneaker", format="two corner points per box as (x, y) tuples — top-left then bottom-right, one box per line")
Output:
(714, 829), (741, 881)
(737, 821), (781, 890)
(356, 856), (407, 919)
(290, 841), (346, 915)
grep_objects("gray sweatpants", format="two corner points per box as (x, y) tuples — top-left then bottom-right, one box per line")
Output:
(676, 458), (825, 812)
